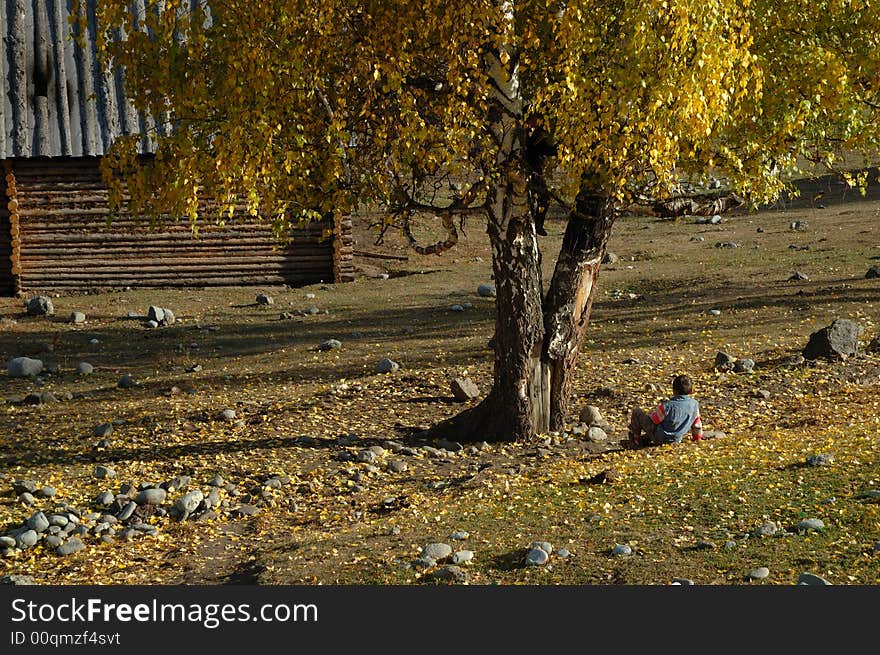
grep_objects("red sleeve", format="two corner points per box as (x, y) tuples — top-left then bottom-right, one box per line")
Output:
(650, 402), (666, 425)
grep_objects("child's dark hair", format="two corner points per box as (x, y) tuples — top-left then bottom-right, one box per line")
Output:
(672, 374), (693, 396)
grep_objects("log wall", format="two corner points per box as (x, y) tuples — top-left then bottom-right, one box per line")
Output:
(1, 157), (354, 294)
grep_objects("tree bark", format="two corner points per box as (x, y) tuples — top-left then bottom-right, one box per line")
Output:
(543, 187), (615, 431)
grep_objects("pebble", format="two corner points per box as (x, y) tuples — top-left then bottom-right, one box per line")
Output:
(788, 271), (809, 281)
(0, 536), (16, 548)
(672, 578), (695, 586)
(93, 465), (116, 480)
(117, 374), (136, 389)
(796, 518), (825, 532)
(319, 339), (342, 351)
(39, 486), (56, 497)
(135, 488), (167, 505)
(18, 492), (35, 506)
(356, 450), (377, 464)
(26, 511), (49, 533)
(425, 565), (467, 584)
(231, 504), (260, 517)
(209, 475), (225, 487)
(412, 557), (436, 571)
(754, 389), (771, 399)
(734, 358), (755, 373)
(525, 548), (549, 566)
(70, 312), (86, 324)
(375, 358), (400, 374)
(451, 304), (465, 312)
(256, 294), (274, 305)
(95, 491), (115, 506)
(724, 540), (737, 549)
(747, 567), (770, 580)
(797, 572), (831, 586)
(586, 426), (608, 442)
(176, 490), (204, 519)
(117, 501), (137, 521)
(755, 522), (778, 537)
(807, 454), (833, 467)
(388, 460), (408, 473)
(451, 550), (474, 565)
(220, 409), (237, 421)
(612, 544), (632, 556)
(0, 575), (36, 585)
(707, 309), (722, 316)
(16, 530), (38, 548)
(449, 531), (470, 541)
(557, 548), (572, 558)
(421, 543), (452, 560)
(530, 541), (553, 555)
(451, 377), (480, 401)
(57, 538), (86, 556)
(477, 284), (496, 298)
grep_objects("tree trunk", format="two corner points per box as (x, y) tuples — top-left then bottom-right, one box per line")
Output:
(543, 187), (615, 431)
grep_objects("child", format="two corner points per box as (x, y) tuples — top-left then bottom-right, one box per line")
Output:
(628, 374), (703, 447)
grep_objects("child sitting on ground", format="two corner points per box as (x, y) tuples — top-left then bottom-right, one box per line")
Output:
(628, 374), (703, 447)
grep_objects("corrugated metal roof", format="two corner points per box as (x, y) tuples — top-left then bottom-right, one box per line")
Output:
(1, 0), (158, 158)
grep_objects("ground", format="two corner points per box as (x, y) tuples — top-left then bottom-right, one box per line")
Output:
(1, 174), (879, 585)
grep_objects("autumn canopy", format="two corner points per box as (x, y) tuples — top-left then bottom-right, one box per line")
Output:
(90, 0), (880, 441)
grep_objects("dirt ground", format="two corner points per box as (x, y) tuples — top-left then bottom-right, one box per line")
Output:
(1, 172), (879, 585)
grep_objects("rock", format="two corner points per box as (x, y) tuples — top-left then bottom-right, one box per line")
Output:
(525, 547), (549, 566)
(57, 538), (86, 556)
(714, 351), (736, 371)
(586, 426), (608, 442)
(782, 354), (806, 368)
(734, 358), (755, 373)
(709, 214), (722, 224)
(612, 544), (632, 557)
(412, 557), (436, 571)
(93, 466), (116, 480)
(356, 450), (376, 464)
(16, 530), (38, 548)
(425, 565), (468, 584)
(755, 522), (778, 537)
(220, 409), (237, 422)
(690, 236), (705, 242)
(117, 501), (137, 521)
(93, 423), (114, 438)
(375, 358), (400, 374)
(26, 296), (54, 316)
(530, 541), (553, 555)
(714, 241), (739, 249)
(451, 550), (474, 565)
(865, 265), (880, 279)
(135, 488), (167, 505)
(147, 306), (166, 323)
(26, 511), (50, 533)
(319, 339), (342, 351)
(39, 391), (59, 404)
(578, 405), (606, 426)
(756, 227), (764, 233)
(449, 530), (470, 541)
(256, 294), (274, 305)
(450, 377), (480, 401)
(450, 304), (465, 312)
(146, 320), (159, 329)
(803, 319), (860, 361)
(95, 491), (115, 506)
(602, 252), (619, 265)
(118, 374), (136, 389)
(798, 572), (832, 586)
(48, 514), (68, 528)
(388, 460), (408, 473)
(306, 306), (321, 315)
(707, 309), (722, 316)
(672, 578), (695, 586)
(0, 536), (16, 548)
(477, 284), (496, 298)
(753, 389), (771, 399)
(557, 548), (572, 558)
(176, 490), (204, 519)
(789, 271), (809, 281)
(747, 567), (770, 580)
(12, 480), (38, 495)
(76, 362), (94, 375)
(7, 357), (43, 377)
(790, 220), (808, 231)
(1, 575), (37, 585)
(796, 518), (825, 532)
(209, 475), (225, 487)
(421, 543), (453, 560)
(807, 453), (833, 467)
(19, 492), (35, 506)
(231, 504), (260, 517)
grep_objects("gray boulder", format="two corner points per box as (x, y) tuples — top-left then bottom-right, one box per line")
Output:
(421, 543), (452, 561)
(135, 488), (167, 506)
(477, 284), (496, 298)
(797, 572), (831, 586)
(26, 296), (54, 316)
(602, 252), (619, 265)
(375, 358), (400, 374)
(319, 339), (342, 352)
(7, 357), (43, 377)
(76, 362), (94, 375)
(734, 358), (755, 373)
(803, 319), (860, 360)
(714, 351), (736, 371)
(70, 312), (86, 324)
(256, 294), (274, 305)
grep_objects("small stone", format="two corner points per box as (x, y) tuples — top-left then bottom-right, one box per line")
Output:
(388, 460), (408, 473)
(557, 548), (572, 558)
(449, 530), (470, 541)
(256, 294), (274, 305)
(525, 548), (549, 566)
(57, 538), (86, 556)
(0, 536), (16, 548)
(0, 575), (37, 585)
(756, 227), (765, 233)
(734, 358), (755, 373)
(319, 339), (342, 351)
(578, 405), (606, 426)
(450, 304), (465, 312)
(425, 565), (468, 584)
(306, 306), (321, 315)
(117, 501), (137, 521)
(70, 312), (86, 324)
(48, 515), (68, 528)
(672, 578), (695, 586)
(754, 389), (771, 399)
(477, 284), (496, 298)
(422, 543), (453, 561)
(714, 241), (739, 249)
(19, 492), (35, 506)
(210, 475), (225, 487)
(714, 351), (736, 372)
(451, 550), (474, 565)
(95, 491), (115, 506)
(586, 426), (608, 442)
(375, 358), (400, 373)
(117, 374), (136, 389)
(783, 354), (806, 368)
(76, 362), (94, 375)
(451, 377), (480, 401)
(26, 511), (50, 533)
(231, 504), (260, 517)
(803, 319), (860, 361)
(26, 296), (54, 316)
(16, 530), (38, 548)
(807, 453), (833, 467)
(530, 541), (553, 555)
(146, 320), (159, 329)
(7, 357), (43, 378)
(135, 488), (167, 505)
(790, 220), (808, 231)
(690, 236), (705, 242)
(93, 465), (116, 480)
(412, 556), (436, 571)
(798, 572), (832, 586)
(788, 271), (809, 281)
(602, 252), (620, 265)
(796, 518), (825, 532)
(747, 567), (770, 580)
(176, 490), (204, 519)
(612, 544), (632, 557)
(356, 450), (377, 464)
(12, 480), (38, 495)
(865, 264), (880, 279)
(755, 522), (778, 537)
(724, 540), (737, 549)
(220, 409), (237, 422)
(707, 309), (722, 316)
(93, 423), (114, 438)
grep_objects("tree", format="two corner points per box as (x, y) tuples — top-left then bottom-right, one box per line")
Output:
(91, 0), (880, 441)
